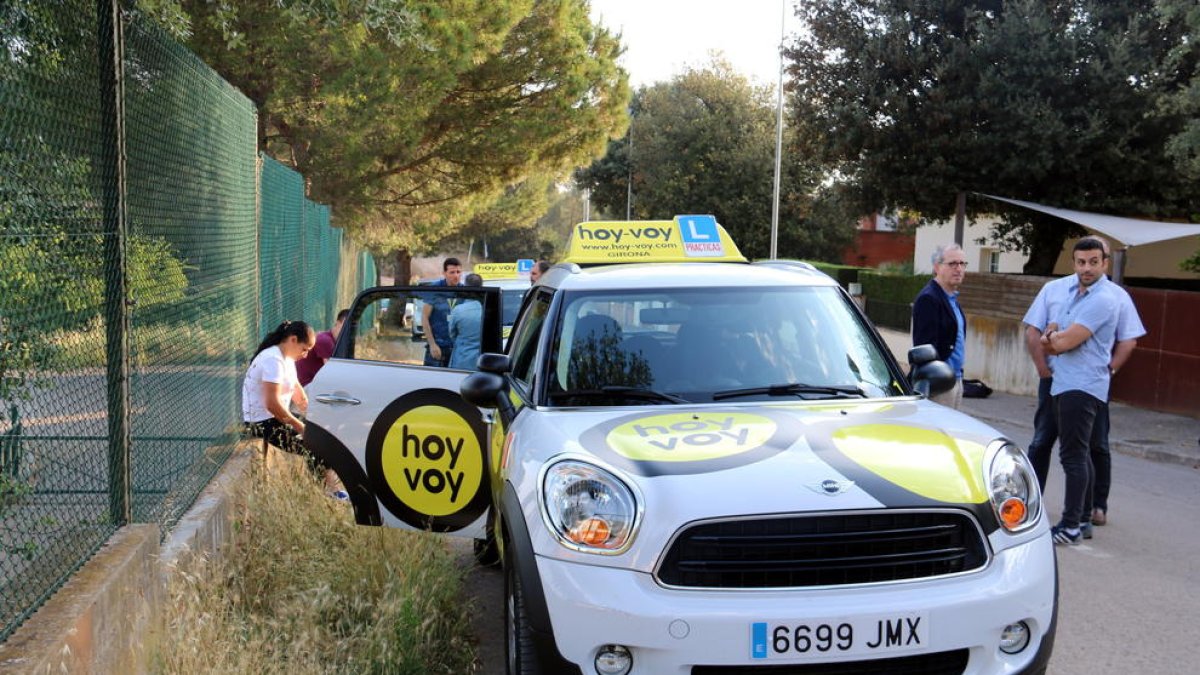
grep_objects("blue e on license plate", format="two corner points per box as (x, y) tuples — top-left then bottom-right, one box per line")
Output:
(750, 612), (928, 660)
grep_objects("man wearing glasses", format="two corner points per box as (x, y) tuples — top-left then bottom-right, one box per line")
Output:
(912, 243), (969, 408)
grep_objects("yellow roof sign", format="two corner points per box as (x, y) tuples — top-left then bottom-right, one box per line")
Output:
(473, 262), (520, 280)
(563, 215), (746, 265)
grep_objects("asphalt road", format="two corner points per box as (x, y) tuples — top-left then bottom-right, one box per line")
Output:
(458, 414), (1200, 674)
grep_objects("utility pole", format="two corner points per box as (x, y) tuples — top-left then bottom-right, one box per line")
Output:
(953, 191), (966, 246)
(770, 0), (787, 259)
(626, 118), (633, 220)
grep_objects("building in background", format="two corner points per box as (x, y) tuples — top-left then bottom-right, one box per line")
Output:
(842, 212), (916, 268)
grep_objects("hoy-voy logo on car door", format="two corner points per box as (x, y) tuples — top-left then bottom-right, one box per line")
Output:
(364, 389), (490, 531)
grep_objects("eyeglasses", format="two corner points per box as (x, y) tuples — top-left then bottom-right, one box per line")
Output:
(941, 261), (968, 268)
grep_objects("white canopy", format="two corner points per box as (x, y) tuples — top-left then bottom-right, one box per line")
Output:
(978, 194), (1200, 247)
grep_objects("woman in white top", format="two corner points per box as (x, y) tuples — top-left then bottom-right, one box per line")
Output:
(243, 321), (346, 500)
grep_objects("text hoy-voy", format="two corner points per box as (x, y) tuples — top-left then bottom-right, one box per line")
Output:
(576, 225), (673, 243)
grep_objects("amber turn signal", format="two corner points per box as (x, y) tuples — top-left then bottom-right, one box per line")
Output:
(999, 497), (1027, 528)
(570, 517), (612, 546)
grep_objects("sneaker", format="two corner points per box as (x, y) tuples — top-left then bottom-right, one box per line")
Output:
(327, 489), (350, 503)
(1051, 523), (1082, 545)
(1091, 508), (1107, 526)
(1080, 522), (1093, 540)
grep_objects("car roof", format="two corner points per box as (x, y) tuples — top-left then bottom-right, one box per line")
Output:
(537, 261), (840, 292)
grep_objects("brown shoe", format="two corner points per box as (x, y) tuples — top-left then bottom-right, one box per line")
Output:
(1092, 508), (1107, 526)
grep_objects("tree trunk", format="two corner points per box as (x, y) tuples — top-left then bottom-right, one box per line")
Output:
(394, 249), (413, 286)
(1021, 218), (1075, 276)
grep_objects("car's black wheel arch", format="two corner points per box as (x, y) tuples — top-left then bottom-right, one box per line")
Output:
(500, 482), (583, 674)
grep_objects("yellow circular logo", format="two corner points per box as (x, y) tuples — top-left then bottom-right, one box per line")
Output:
(606, 412), (777, 462)
(379, 405), (483, 517)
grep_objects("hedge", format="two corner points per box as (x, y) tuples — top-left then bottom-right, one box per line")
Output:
(859, 271), (932, 303)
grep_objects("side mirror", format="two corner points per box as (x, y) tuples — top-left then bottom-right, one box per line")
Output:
(907, 344), (938, 367)
(461, 367), (517, 426)
(477, 352), (511, 375)
(907, 344), (956, 398)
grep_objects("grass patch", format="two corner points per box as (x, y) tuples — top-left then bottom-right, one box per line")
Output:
(154, 457), (477, 674)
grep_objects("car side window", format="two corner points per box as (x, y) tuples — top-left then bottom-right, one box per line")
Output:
(507, 290), (552, 390)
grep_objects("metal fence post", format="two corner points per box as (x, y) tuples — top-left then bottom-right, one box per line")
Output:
(99, 0), (132, 526)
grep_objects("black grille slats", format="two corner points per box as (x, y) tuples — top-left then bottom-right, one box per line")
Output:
(658, 512), (988, 588)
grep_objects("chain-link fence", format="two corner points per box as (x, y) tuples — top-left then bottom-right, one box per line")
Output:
(1, 1), (376, 642)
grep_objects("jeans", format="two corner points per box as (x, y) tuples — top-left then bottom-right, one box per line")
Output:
(1027, 377), (1112, 514)
(1054, 391), (1102, 529)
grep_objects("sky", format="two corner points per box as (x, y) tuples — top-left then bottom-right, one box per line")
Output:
(588, 0), (797, 89)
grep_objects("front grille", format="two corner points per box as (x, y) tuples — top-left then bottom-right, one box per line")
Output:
(691, 648), (969, 674)
(657, 511), (988, 588)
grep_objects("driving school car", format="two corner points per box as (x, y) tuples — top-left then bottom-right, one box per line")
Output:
(473, 263), (533, 340)
(304, 215), (1056, 675)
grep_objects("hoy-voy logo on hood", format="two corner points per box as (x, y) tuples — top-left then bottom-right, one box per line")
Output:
(581, 410), (801, 476)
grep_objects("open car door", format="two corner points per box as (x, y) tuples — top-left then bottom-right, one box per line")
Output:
(303, 285), (503, 535)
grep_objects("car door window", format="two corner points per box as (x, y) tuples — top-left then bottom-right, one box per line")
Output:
(338, 287), (502, 367)
(507, 290), (552, 392)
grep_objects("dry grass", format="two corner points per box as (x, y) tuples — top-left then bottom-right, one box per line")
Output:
(154, 457), (477, 674)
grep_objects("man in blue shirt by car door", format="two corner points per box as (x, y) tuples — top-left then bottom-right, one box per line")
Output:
(421, 257), (463, 367)
(912, 243), (968, 409)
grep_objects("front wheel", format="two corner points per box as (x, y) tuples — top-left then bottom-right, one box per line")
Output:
(504, 544), (541, 675)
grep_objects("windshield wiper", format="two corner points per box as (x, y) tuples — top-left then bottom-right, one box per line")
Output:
(712, 382), (866, 401)
(550, 386), (690, 405)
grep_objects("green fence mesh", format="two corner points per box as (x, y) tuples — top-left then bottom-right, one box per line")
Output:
(1, 1), (376, 642)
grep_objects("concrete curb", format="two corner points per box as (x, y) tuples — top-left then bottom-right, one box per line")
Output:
(0, 443), (258, 674)
(962, 408), (1200, 469)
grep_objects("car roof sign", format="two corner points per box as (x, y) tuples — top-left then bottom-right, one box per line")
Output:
(474, 262), (525, 280)
(562, 215), (747, 265)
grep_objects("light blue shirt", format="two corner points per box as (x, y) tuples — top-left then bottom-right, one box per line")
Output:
(1047, 276), (1120, 402)
(947, 292), (965, 378)
(448, 299), (482, 370)
(1023, 274), (1146, 376)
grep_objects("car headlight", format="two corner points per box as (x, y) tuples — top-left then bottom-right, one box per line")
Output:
(541, 460), (638, 554)
(986, 441), (1041, 532)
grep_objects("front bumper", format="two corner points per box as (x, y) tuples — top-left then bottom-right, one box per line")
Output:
(536, 533), (1056, 675)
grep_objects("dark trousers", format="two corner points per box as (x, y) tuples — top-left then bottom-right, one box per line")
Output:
(424, 343), (452, 367)
(245, 418), (328, 476)
(1027, 377), (1112, 513)
(1054, 391), (1102, 529)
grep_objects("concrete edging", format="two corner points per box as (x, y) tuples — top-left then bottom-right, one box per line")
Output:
(0, 444), (257, 674)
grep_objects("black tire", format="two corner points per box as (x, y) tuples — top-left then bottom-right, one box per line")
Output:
(504, 544), (541, 675)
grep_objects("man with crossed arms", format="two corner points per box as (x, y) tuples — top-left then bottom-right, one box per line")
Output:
(1029, 237), (1132, 545)
(1023, 236), (1144, 540)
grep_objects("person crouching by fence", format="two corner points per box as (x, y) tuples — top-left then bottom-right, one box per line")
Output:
(242, 320), (348, 502)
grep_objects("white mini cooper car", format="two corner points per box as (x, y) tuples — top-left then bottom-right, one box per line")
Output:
(305, 216), (1056, 675)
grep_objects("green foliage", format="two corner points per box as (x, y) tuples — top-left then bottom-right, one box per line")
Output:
(0, 234), (189, 336)
(575, 59), (856, 261)
(1157, 0), (1200, 183)
(787, 0), (1200, 273)
(860, 272), (932, 305)
(175, 0), (630, 253)
(802, 261), (869, 290)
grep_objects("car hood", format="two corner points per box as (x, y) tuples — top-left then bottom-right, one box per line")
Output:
(513, 397), (1005, 565)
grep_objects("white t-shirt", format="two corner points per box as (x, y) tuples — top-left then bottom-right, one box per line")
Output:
(242, 345), (298, 423)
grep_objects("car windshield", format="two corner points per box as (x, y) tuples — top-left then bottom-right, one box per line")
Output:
(544, 286), (905, 405)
